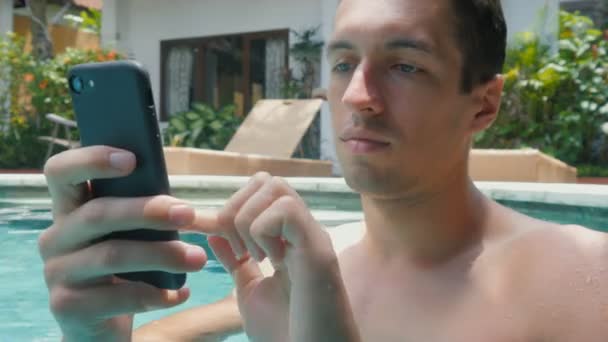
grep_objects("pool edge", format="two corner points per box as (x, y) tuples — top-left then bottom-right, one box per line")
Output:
(1, 174), (607, 209)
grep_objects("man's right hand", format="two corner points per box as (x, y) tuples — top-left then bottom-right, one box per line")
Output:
(38, 146), (208, 342)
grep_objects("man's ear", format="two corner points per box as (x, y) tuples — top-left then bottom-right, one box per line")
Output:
(468, 74), (504, 134)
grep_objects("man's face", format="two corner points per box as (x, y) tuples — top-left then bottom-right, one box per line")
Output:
(328, 0), (483, 198)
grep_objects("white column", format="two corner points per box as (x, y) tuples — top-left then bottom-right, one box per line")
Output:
(100, 0), (118, 48)
(319, 0), (341, 176)
(502, 0), (558, 46)
(101, 0), (134, 58)
(0, 0), (14, 35)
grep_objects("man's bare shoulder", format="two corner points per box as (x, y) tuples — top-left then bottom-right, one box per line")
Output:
(498, 220), (608, 280)
(495, 218), (608, 340)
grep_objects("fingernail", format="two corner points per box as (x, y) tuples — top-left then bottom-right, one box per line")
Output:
(169, 205), (193, 226)
(186, 245), (205, 261)
(109, 152), (135, 171)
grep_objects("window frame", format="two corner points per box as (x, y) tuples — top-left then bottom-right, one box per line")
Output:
(159, 29), (289, 121)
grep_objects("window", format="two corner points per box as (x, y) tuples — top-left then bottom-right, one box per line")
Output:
(160, 29), (289, 120)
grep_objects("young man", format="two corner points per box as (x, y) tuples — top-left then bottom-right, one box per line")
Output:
(40, 0), (608, 341)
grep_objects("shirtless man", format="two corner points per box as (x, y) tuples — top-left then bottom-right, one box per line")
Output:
(39, 0), (608, 341)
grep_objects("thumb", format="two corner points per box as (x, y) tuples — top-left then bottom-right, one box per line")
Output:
(208, 236), (263, 295)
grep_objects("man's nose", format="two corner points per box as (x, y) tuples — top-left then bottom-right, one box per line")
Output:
(341, 63), (385, 116)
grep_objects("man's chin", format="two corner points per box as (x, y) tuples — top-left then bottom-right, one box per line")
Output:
(343, 167), (393, 195)
(341, 162), (420, 198)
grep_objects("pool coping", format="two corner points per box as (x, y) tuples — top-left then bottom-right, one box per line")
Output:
(1, 174), (607, 209)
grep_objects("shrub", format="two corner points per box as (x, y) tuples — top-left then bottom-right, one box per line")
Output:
(164, 102), (242, 150)
(475, 11), (608, 173)
(0, 32), (123, 169)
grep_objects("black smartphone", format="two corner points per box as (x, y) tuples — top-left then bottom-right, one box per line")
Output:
(68, 60), (186, 290)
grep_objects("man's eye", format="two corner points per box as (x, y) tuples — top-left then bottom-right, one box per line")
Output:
(394, 64), (419, 73)
(333, 63), (353, 73)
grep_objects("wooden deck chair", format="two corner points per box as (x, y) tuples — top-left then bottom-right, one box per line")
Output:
(38, 113), (80, 162)
(224, 99), (324, 158)
(164, 98), (334, 176)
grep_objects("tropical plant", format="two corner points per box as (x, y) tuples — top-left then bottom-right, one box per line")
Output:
(578, 164), (608, 177)
(0, 32), (123, 169)
(164, 102), (242, 150)
(475, 10), (608, 174)
(64, 9), (103, 34)
(280, 27), (324, 159)
(282, 27), (324, 99)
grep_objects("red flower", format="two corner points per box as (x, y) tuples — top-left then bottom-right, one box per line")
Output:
(23, 73), (34, 83)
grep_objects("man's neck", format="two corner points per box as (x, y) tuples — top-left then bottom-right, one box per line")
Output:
(360, 171), (489, 269)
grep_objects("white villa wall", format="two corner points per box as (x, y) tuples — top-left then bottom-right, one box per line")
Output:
(0, 0), (13, 35)
(105, 0), (559, 176)
(105, 0), (323, 111)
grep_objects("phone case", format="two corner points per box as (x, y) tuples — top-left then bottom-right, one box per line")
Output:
(68, 61), (186, 290)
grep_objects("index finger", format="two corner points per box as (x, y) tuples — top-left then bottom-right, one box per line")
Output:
(44, 146), (136, 218)
(188, 209), (221, 235)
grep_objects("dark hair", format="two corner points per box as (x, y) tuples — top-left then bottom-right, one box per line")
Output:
(450, 0), (507, 93)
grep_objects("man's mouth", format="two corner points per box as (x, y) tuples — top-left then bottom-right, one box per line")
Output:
(342, 138), (390, 154)
(339, 128), (391, 154)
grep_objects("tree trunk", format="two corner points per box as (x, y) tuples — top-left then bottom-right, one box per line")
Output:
(28, 0), (53, 60)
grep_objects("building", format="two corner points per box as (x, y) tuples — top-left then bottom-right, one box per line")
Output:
(1, 0), (561, 173)
(100, 0), (560, 174)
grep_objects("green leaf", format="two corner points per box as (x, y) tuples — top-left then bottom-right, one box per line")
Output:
(191, 120), (205, 130)
(210, 120), (223, 131)
(171, 118), (186, 131)
(186, 111), (199, 121)
(190, 127), (203, 143)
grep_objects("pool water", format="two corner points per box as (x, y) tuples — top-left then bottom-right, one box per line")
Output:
(0, 192), (606, 341)
(0, 195), (363, 342)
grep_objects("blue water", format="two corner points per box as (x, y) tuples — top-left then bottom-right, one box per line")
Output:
(0, 204), (248, 341)
(0, 194), (363, 341)
(0, 192), (606, 341)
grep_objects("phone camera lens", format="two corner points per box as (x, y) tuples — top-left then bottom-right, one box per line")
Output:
(70, 76), (84, 94)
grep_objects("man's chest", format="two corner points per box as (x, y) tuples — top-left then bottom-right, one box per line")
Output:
(348, 290), (536, 342)
(341, 268), (539, 342)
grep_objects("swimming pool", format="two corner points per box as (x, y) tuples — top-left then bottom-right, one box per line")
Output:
(0, 178), (364, 341)
(0, 175), (606, 341)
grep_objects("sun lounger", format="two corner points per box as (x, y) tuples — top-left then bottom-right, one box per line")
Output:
(38, 113), (80, 162)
